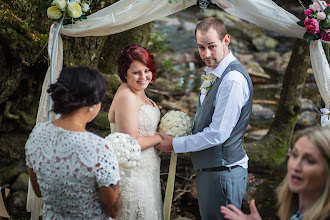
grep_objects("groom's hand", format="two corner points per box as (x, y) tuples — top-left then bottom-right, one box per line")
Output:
(155, 132), (174, 153)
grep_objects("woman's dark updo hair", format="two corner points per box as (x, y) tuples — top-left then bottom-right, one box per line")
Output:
(117, 45), (157, 83)
(47, 66), (106, 114)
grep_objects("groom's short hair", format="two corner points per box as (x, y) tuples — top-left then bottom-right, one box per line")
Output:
(195, 17), (227, 40)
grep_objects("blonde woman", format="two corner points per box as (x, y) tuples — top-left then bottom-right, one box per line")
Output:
(220, 126), (330, 220)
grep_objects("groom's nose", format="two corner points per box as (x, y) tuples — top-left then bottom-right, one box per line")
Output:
(205, 48), (211, 57)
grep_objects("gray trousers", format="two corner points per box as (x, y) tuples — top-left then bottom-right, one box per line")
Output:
(196, 166), (248, 220)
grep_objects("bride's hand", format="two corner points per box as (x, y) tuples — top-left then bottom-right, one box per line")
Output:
(220, 200), (261, 220)
(155, 132), (173, 153)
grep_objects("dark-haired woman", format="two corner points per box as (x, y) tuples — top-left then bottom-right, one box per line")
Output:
(25, 66), (122, 219)
(108, 45), (163, 219)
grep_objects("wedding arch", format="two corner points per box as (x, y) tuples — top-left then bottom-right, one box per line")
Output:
(30, 0), (330, 219)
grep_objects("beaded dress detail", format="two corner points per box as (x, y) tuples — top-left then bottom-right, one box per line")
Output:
(110, 101), (163, 220)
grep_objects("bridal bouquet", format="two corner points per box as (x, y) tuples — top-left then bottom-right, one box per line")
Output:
(105, 133), (141, 169)
(159, 110), (193, 137)
(45, 0), (91, 21)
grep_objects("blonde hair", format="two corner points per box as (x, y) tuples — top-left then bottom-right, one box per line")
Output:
(277, 126), (330, 220)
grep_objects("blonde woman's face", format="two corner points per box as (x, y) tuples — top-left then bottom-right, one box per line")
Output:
(288, 136), (327, 198)
(126, 60), (152, 92)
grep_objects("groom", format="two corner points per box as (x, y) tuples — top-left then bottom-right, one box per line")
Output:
(156, 17), (253, 220)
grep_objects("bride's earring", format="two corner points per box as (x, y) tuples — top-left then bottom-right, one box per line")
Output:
(89, 105), (96, 112)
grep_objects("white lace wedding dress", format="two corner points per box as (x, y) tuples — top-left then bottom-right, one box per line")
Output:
(110, 102), (163, 220)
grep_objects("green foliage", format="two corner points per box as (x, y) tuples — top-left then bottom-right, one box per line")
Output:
(304, 32), (320, 43)
(297, 20), (304, 27)
(163, 57), (176, 73)
(148, 30), (169, 53)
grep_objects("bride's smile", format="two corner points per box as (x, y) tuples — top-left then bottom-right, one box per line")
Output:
(126, 60), (152, 91)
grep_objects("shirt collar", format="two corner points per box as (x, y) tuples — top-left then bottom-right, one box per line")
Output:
(204, 51), (236, 78)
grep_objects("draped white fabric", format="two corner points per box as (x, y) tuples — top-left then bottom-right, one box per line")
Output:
(311, 41), (330, 108)
(30, 0), (330, 218)
(37, 0), (197, 123)
(212, 0), (306, 38)
(211, 0), (330, 108)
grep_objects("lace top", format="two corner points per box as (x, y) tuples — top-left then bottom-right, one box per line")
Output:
(25, 121), (120, 220)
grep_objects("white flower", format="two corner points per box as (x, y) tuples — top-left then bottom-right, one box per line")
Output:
(201, 88), (208, 95)
(47, 6), (63, 20)
(321, 114), (330, 127)
(311, 1), (327, 12)
(72, 0), (81, 3)
(320, 108), (330, 115)
(81, 2), (90, 12)
(105, 133), (142, 169)
(53, 0), (67, 11)
(320, 108), (330, 127)
(67, 2), (82, 18)
(159, 111), (193, 137)
(317, 11), (326, 20)
(200, 74), (214, 95)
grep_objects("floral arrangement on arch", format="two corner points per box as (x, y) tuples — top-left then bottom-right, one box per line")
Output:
(297, 0), (330, 43)
(45, 0), (91, 22)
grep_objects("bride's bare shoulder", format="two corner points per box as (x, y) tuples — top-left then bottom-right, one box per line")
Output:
(114, 84), (135, 99)
(112, 84), (138, 106)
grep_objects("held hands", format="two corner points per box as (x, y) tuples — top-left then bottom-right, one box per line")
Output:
(155, 132), (174, 153)
(220, 199), (261, 220)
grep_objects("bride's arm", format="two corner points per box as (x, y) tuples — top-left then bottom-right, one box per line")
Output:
(113, 90), (162, 151)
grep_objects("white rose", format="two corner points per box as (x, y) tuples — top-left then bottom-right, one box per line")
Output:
(312, 1), (327, 12)
(201, 80), (211, 88)
(81, 2), (90, 12)
(47, 6), (63, 20)
(317, 11), (326, 20)
(201, 88), (208, 95)
(67, 2), (82, 18)
(54, 0), (67, 11)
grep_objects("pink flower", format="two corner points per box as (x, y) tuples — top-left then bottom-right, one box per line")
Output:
(304, 8), (314, 16)
(317, 11), (326, 20)
(312, 1), (327, 12)
(321, 29), (330, 41)
(304, 18), (320, 35)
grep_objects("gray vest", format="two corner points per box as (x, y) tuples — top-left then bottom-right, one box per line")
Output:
(191, 60), (253, 170)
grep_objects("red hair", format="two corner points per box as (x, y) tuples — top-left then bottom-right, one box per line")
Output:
(117, 45), (157, 83)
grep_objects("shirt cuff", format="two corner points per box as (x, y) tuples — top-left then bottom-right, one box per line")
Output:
(173, 136), (187, 153)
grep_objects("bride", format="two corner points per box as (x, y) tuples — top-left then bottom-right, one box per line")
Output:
(108, 45), (163, 220)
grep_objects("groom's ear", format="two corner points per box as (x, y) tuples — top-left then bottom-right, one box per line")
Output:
(223, 34), (230, 47)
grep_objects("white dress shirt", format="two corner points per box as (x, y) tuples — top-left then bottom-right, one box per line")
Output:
(173, 51), (250, 168)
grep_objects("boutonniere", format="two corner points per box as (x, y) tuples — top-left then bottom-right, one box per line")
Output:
(200, 74), (215, 95)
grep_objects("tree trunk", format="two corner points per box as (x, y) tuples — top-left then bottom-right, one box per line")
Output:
(245, 38), (310, 174)
(0, 0), (151, 184)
